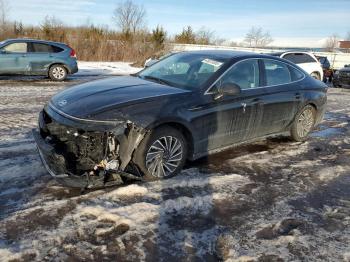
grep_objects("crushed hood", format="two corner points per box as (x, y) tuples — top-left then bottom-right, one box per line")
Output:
(50, 76), (189, 119)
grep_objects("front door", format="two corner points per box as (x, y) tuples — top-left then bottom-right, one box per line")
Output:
(189, 59), (264, 154)
(0, 42), (29, 74)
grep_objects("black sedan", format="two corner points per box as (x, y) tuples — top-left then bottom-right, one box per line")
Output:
(33, 50), (327, 188)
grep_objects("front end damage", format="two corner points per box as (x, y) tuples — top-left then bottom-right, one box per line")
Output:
(33, 108), (147, 189)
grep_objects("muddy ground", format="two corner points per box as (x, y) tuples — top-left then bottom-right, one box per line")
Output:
(0, 76), (349, 262)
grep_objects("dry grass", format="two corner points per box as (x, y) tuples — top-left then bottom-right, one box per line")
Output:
(0, 24), (169, 65)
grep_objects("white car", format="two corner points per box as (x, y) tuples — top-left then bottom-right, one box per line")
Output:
(271, 51), (323, 80)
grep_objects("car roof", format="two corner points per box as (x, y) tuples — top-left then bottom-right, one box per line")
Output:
(179, 49), (284, 60)
(1, 38), (67, 47)
(269, 50), (314, 57)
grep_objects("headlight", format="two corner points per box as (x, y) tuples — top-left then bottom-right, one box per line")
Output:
(334, 71), (339, 75)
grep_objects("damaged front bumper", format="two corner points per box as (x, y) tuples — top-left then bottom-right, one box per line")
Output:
(33, 108), (147, 189)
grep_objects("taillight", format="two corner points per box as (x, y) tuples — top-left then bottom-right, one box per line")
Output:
(69, 48), (76, 58)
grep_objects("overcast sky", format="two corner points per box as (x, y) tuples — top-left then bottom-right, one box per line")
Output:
(7, 0), (350, 47)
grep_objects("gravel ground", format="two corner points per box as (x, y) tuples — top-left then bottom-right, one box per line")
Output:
(0, 76), (349, 262)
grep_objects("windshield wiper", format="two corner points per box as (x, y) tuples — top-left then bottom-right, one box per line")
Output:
(141, 75), (174, 87)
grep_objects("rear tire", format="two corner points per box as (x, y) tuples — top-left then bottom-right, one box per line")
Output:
(49, 65), (67, 81)
(133, 126), (188, 181)
(290, 105), (316, 142)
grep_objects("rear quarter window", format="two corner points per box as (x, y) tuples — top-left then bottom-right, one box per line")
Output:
(288, 66), (305, 81)
(52, 45), (64, 53)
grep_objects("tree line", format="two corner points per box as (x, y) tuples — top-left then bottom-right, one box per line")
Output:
(2, 0), (347, 63)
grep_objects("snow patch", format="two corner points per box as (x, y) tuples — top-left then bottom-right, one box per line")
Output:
(107, 184), (148, 198)
(77, 61), (142, 76)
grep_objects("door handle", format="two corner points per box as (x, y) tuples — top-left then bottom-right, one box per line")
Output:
(22, 54), (27, 57)
(295, 93), (301, 99)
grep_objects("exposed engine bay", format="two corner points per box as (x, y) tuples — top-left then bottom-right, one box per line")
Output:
(35, 110), (147, 189)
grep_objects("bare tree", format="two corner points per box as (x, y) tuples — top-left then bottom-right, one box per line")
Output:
(195, 26), (215, 45)
(324, 34), (339, 52)
(113, 0), (146, 35)
(0, 0), (10, 32)
(213, 38), (226, 46)
(244, 26), (273, 47)
(40, 16), (66, 42)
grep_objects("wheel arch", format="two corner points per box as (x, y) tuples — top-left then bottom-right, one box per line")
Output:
(307, 102), (317, 110)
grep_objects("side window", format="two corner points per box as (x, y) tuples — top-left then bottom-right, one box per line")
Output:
(264, 60), (291, 86)
(283, 53), (316, 64)
(32, 43), (53, 53)
(220, 59), (260, 90)
(289, 66), (305, 81)
(2, 42), (27, 53)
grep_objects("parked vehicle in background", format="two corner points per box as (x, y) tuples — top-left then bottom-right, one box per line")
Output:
(316, 55), (333, 83)
(0, 39), (78, 81)
(33, 50), (328, 189)
(271, 51), (323, 81)
(333, 64), (350, 88)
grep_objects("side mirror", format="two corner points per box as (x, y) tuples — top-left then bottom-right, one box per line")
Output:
(0, 49), (6, 54)
(221, 82), (241, 95)
(214, 82), (241, 100)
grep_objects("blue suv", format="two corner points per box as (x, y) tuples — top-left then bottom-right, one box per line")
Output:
(0, 39), (78, 81)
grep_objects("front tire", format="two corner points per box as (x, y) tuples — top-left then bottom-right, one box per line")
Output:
(133, 126), (188, 181)
(49, 65), (67, 81)
(290, 105), (316, 142)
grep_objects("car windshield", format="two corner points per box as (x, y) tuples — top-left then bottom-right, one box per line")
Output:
(138, 52), (230, 90)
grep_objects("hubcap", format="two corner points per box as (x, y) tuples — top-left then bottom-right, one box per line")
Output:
(146, 136), (183, 178)
(52, 67), (66, 79)
(297, 108), (314, 138)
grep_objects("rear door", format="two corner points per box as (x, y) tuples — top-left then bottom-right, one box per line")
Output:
(257, 59), (305, 135)
(26, 42), (58, 74)
(0, 42), (29, 74)
(190, 59), (264, 153)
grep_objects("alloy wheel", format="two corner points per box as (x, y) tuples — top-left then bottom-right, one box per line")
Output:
(145, 136), (183, 178)
(52, 67), (66, 80)
(296, 107), (314, 138)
